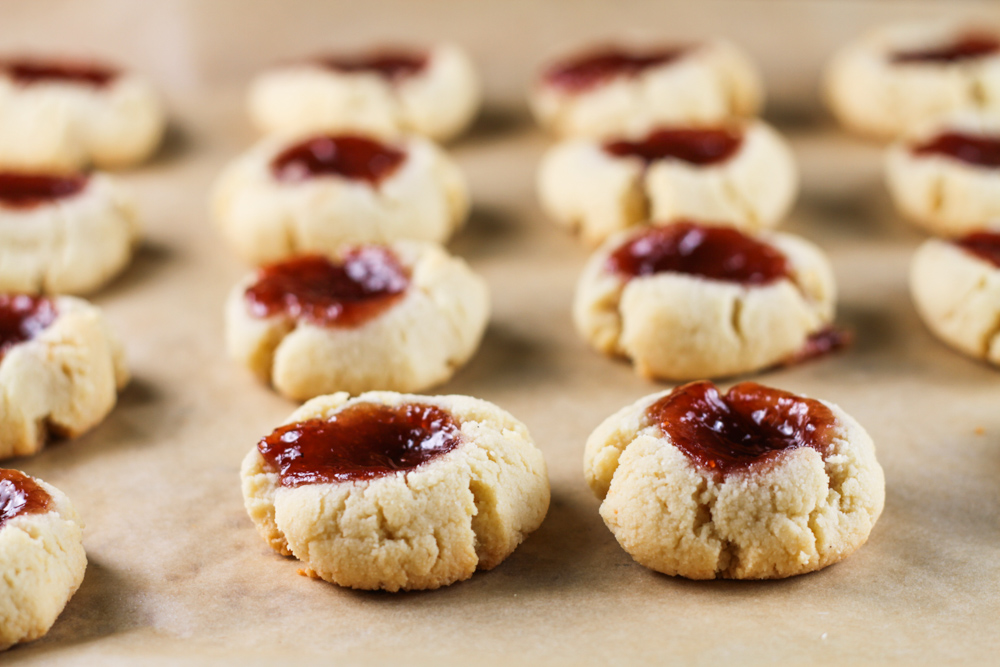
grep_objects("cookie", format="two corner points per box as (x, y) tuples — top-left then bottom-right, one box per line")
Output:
(211, 132), (469, 265)
(0, 170), (140, 295)
(585, 381), (884, 579)
(241, 391), (550, 591)
(0, 469), (86, 650)
(0, 294), (129, 459)
(530, 40), (763, 138)
(537, 120), (797, 245)
(886, 111), (1000, 236)
(225, 241), (489, 401)
(825, 24), (1000, 139)
(248, 44), (481, 142)
(573, 221), (836, 380)
(0, 57), (165, 171)
(910, 232), (1000, 366)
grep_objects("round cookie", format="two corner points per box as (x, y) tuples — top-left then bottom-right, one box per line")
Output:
(225, 241), (489, 401)
(530, 40), (763, 139)
(0, 469), (86, 650)
(573, 221), (836, 380)
(0, 170), (140, 295)
(0, 57), (165, 171)
(910, 232), (1000, 366)
(0, 294), (129, 459)
(886, 111), (1000, 237)
(241, 391), (550, 591)
(584, 381), (885, 579)
(537, 120), (797, 245)
(211, 132), (469, 265)
(825, 23), (1000, 139)
(248, 44), (481, 142)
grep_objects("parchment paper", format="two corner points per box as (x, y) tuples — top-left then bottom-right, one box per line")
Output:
(3, 1), (1000, 664)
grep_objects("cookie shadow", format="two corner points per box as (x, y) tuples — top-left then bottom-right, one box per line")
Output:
(441, 323), (556, 393)
(96, 239), (176, 301)
(455, 105), (533, 146)
(145, 119), (193, 169)
(448, 204), (523, 260)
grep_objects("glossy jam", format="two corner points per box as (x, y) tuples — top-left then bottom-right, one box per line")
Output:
(787, 327), (853, 366)
(0, 295), (57, 358)
(648, 381), (836, 476)
(0, 58), (118, 87)
(912, 131), (1000, 168)
(316, 50), (428, 81)
(604, 128), (743, 166)
(954, 231), (1000, 268)
(271, 135), (406, 185)
(0, 469), (51, 529)
(245, 250), (409, 328)
(891, 32), (1000, 64)
(259, 402), (463, 486)
(0, 172), (88, 209)
(606, 222), (789, 285)
(543, 46), (687, 93)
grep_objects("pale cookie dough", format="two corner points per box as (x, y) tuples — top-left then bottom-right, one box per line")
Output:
(574, 222), (836, 380)
(0, 57), (165, 171)
(211, 132), (469, 265)
(0, 295), (129, 459)
(886, 111), (1000, 236)
(538, 120), (797, 245)
(825, 23), (1000, 139)
(241, 391), (550, 591)
(0, 469), (86, 650)
(584, 381), (885, 579)
(249, 44), (481, 142)
(0, 171), (140, 294)
(910, 234), (1000, 366)
(226, 241), (489, 400)
(530, 40), (763, 139)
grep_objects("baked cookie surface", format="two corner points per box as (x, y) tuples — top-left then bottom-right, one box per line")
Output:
(225, 241), (489, 400)
(573, 221), (836, 380)
(910, 232), (1000, 366)
(241, 391), (550, 591)
(530, 40), (763, 138)
(211, 133), (468, 265)
(248, 44), (481, 142)
(585, 381), (884, 579)
(0, 469), (86, 650)
(538, 120), (796, 244)
(0, 57), (165, 170)
(0, 294), (129, 459)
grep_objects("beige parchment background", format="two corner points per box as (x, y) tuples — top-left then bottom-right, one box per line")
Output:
(2, 0), (1000, 664)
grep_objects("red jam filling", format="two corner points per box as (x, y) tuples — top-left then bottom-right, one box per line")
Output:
(315, 49), (429, 81)
(0, 295), (57, 359)
(954, 231), (1000, 268)
(787, 327), (853, 366)
(648, 381), (836, 477)
(271, 135), (406, 185)
(0, 172), (88, 209)
(604, 128), (743, 166)
(606, 221), (789, 285)
(0, 58), (119, 87)
(543, 46), (688, 93)
(245, 250), (409, 328)
(891, 32), (1000, 64)
(0, 469), (51, 529)
(258, 402), (463, 486)
(912, 131), (1000, 168)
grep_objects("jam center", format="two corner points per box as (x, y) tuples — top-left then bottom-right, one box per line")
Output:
(0, 58), (119, 87)
(0, 172), (88, 208)
(0, 295), (57, 359)
(259, 402), (463, 486)
(649, 381), (836, 476)
(604, 128), (743, 166)
(245, 250), (409, 328)
(271, 135), (406, 185)
(543, 46), (688, 93)
(606, 221), (789, 285)
(316, 50), (428, 81)
(0, 469), (51, 529)
(954, 231), (1000, 268)
(891, 32), (1000, 64)
(912, 131), (1000, 168)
